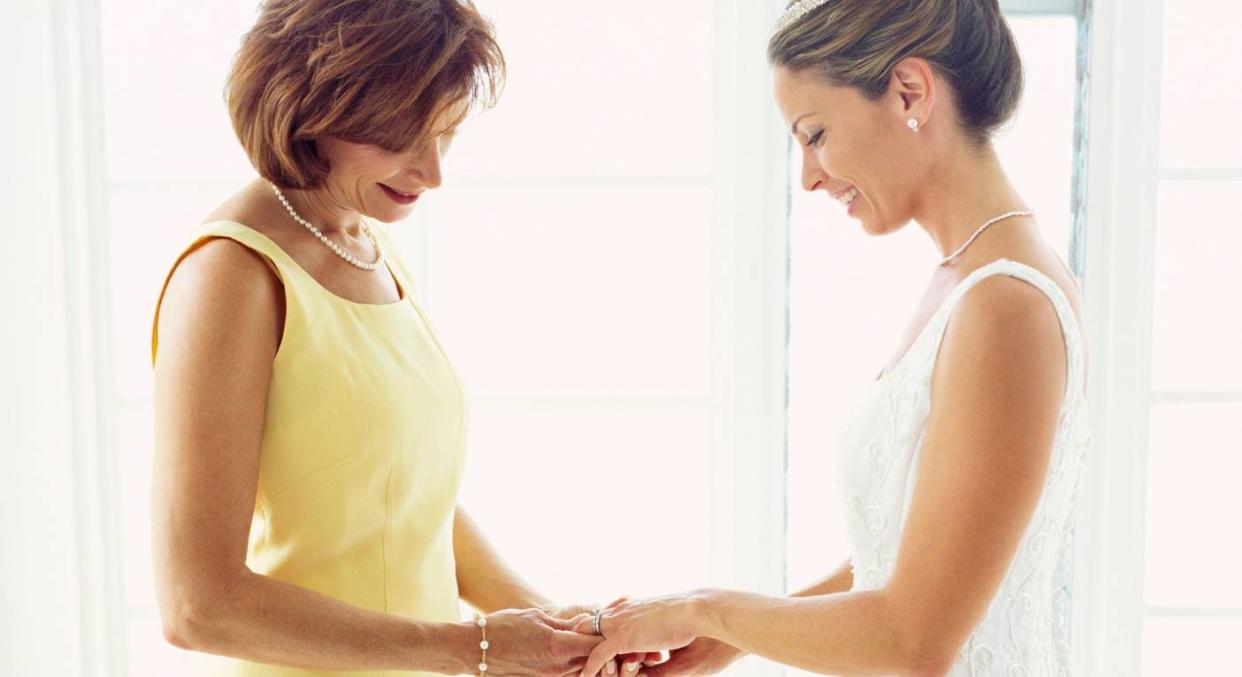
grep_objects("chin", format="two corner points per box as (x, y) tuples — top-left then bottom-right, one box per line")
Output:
(855, 204), (909, 238)
(857, 213), (890, 236)
(861, 218), (909, 239)
(373, 210), (410, 225)
(369, 202), (418, 224)
(847, 199), (880, 235)
(857, 216), (881, 235)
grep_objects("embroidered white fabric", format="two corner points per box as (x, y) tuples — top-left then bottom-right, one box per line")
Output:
(837, 259), (1093, 676)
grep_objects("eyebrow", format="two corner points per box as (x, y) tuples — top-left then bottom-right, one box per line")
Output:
(790, 112), (819, 136)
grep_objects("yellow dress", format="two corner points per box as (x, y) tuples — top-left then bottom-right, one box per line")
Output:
(152, 220), (468, 676)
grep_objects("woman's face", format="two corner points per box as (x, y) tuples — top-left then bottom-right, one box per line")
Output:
(313, 102), (465, 224)
(773, 65), (929, 236)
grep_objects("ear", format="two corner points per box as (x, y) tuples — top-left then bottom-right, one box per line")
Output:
(889, 57), (937, 126)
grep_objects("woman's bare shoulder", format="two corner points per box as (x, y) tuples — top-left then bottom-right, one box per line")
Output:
(158, 183), (287, 361)
(202, 179), (289, 242)
(160, 236), (284, 354)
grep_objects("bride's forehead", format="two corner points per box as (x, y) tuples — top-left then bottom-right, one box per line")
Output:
(775, 72), (855, 121)
(773, 69), (821, 112)
(776, 67), (849, 100)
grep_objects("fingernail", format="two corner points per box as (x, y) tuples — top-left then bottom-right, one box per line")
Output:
(626, 663), (639, 673)
(606, 663), (616, 675)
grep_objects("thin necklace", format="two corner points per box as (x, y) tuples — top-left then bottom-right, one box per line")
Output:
(939, 210), (1034, 266)
(271, 183), (385, 271)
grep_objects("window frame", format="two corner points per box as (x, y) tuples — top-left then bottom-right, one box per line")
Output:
(705, 10), (793, 667)
(49, 0), (129, 673)
(1071, 0), (1167, 673)
(1004, 0), (1078, 14)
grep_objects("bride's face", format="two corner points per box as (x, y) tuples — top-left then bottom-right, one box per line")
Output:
(773, 66), (925, 236)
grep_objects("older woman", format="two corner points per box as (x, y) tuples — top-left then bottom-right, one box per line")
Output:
(577, 1), (1092, 676)
(151, 2), (632, 675)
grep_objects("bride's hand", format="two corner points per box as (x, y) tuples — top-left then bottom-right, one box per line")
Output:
(572, 593), (706, 677)
(642, 638), (743, 677)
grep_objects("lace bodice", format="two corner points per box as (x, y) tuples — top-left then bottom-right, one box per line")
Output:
(837, 260), (1092, 676)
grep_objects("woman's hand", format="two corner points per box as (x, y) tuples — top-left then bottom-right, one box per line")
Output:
(543, 596), (629, 625)
(642, 638), (743, 677)
(571, 593), (709, 677)
(478, 608), (604, 676)
(543, 598), (664, 676)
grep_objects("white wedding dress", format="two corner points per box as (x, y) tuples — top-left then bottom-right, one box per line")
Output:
(837, 259), (1092, 676)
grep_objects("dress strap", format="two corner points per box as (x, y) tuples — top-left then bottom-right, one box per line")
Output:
(151, 221), (305, 365)
(926, 259), (1087, 403)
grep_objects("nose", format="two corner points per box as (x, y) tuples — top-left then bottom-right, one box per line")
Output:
(408, 138), (444, 190)
(799, 145), (828, 193)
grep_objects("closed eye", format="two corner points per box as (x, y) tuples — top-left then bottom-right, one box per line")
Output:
(805, 130), (824, 147)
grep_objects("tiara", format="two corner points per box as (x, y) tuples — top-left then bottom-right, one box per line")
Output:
(773, 0), (833, 35)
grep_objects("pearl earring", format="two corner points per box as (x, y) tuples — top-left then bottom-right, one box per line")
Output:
(907, 118), (920, 134)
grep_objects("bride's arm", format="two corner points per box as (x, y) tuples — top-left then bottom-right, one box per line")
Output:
(639, 559), (854, 677)
(582, 280), (1068, 676)
(790, 558), (854, 598)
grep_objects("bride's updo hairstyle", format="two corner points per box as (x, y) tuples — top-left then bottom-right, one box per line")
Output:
(768, 0), (1024, 147)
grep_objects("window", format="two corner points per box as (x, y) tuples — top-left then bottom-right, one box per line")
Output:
(1066, 0), (1241, 672)
(422, 0), (718, 604)
(1140, 0), (1242, 672)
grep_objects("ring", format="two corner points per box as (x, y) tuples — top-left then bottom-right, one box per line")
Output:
(592, 607), (604, 635)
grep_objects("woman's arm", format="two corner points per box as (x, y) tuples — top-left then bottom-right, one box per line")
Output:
(153, 240), (597, 674)
(582, 278), (1068, 676)
(454, 505), (554, 612)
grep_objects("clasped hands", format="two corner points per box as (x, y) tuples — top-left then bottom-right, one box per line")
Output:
(476, 592), (742, 677)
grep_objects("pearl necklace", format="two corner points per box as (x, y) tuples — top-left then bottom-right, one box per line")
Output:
(271, 183), (385, 271)
(939, 210), (1034, 266)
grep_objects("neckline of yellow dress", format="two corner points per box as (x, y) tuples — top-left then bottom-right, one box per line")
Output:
(204, 219), (410, 310)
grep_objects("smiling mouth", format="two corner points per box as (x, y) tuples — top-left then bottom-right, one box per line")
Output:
(381, 184), (419, 199)
(833, 186), (859, 206)
(380, 183), (422, 205)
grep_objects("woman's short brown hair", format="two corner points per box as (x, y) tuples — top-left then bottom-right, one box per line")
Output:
(769, 0), (1023, 146)
(227, 0), (505, 189)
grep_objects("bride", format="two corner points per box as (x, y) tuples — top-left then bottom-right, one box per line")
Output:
(576, 1), (1092, 675)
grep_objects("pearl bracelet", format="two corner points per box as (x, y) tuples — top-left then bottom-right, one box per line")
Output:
(474, 613), (490, 674)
